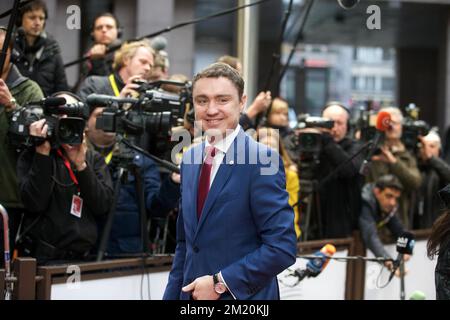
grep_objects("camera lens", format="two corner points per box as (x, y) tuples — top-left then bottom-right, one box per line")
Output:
(57, 118), (85, 145)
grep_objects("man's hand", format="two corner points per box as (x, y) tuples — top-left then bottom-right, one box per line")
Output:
(61, 136), (88, 171)
(171, 172), (181, 184)
(181, 275), (220, 300)
(0, 79), (15, 111)
(29, 119), (51, 155)
(245, 91), (272, 119)
(371, 146), (397, 164)
(119, 75), (142, 98)
(89, 44), (107, 59)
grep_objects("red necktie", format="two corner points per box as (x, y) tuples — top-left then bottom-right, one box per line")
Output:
(197, 146), (216, 219)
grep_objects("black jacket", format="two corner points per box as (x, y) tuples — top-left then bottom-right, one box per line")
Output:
(414, 156), (450, 229)
(315, 135), (364, 239)
(17, 149), (113, 262)
(13, 29), (68, 96)
(435, 239), (450, 300)
(359, 183), (406, 259)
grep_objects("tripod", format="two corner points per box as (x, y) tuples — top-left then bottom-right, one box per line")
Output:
(96, 141), (149, 261)
(299, 179), (322, 241)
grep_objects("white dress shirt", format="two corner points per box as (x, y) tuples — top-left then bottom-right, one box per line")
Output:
(204, 124), (241, 188)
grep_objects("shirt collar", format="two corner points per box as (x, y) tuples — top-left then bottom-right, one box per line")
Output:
(205, 124), (241, 155)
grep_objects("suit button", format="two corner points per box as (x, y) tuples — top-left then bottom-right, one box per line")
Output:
(193, 246), (199, 253)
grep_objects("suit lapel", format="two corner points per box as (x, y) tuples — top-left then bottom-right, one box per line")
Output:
(188, 143), (204, 230)
(194, 130), (246, 240)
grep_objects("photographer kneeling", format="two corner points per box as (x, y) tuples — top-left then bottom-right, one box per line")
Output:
(16, 94), (113, 264)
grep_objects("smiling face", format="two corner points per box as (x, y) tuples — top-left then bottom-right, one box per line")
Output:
(193, 76), (246, 139)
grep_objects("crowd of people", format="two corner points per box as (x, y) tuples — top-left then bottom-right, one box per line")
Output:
(0, 0), (449, 300)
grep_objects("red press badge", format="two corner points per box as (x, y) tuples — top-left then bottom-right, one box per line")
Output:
(70, 194), (83, 218)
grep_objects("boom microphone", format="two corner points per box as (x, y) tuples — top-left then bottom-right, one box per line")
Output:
(150, 36), (168, 51)
(293, 244), (337, 282)
(359, 111), (391, 175)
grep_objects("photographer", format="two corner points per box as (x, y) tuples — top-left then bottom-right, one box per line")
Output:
(16, 93), (113, 264)
(0, 26), (43, 266)
(359, 174), (410, 271)
(414, 131), (450, 229)
(85, 104), (180, 255)
(366, 107), (422, 228)
(303, 102), (364, 239)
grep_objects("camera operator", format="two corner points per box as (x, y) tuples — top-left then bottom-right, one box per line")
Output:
(359, 175), (410, 271)
(305, 102), (364, 239)
(16, 93), (114, 264)
(78, 40), (154, 102)
(365, 107), (422, 228)
(74, 13), (122, 91)
(413, 131), (450, 229)
(0, 26), (44, 266)
(85, 104), (180, 255)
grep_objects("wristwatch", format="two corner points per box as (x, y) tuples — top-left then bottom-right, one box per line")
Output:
(9, 97), (17, 109)
(213, 273), (227, 295)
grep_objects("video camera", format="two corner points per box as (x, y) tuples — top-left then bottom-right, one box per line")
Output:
(8, 97), (89, 149)
(90, 80), (189, 134)
(293, 115), (334, 155)
(290, 115), (335, 180)
(402, 103), (430, 151)
(87, 79), (191, 159)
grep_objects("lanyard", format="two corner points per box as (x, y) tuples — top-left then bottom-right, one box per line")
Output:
(105, 150), (113, 164)
(108, 74), (121, 97)
(56, 149), (80, 193)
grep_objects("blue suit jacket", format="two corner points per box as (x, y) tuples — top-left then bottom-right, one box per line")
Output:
(163, 129), (297, 300)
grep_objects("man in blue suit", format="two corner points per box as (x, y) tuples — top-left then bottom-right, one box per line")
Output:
(163, 63), (297, 300)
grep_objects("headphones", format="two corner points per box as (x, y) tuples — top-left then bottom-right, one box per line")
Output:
(321, 101), (352, 132)
(90, 13), (123, 42)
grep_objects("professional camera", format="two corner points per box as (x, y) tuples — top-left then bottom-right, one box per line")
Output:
(293, 115), (334, 154)
(88, 79), (191, 159)
(290, 115), (335, 180)
(402, 103), (430, 151)
(8, 97), (89, 149)
(93, 80), (189, 134)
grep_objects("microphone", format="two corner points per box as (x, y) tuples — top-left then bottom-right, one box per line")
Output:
(26, 97), (67, 107)
(389, 232), (415, 282)
(86, 94), (139, 107)
(359, 111), (391, 176)
(150, 36), (168, 51)
(292, 244), (336, 282)
(337, 0), (360, 10)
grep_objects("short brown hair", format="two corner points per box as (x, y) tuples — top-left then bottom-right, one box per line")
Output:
(192, 62), (245, 99)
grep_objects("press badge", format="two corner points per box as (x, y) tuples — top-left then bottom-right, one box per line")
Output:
(70, 194), (83, 218)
